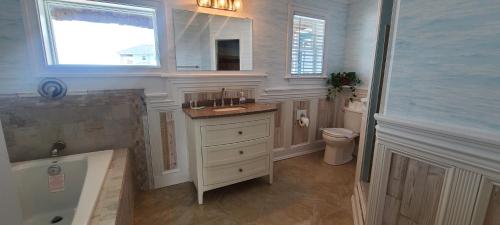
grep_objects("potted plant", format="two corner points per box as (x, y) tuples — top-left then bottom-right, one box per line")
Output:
(327, 72), (361, 101)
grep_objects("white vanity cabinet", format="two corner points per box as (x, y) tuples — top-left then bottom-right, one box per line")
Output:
(185, 112), (274, 204)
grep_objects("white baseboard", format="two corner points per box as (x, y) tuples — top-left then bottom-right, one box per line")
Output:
(273, 141), (325, 161)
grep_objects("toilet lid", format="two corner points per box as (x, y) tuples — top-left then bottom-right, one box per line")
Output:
(323, 128), (358, 138)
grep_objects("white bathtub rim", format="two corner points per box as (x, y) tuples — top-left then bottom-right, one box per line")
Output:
(12, 152), (89, 171)
(72, 150), (113, 225)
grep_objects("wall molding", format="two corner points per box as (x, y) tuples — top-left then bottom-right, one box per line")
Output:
(0, 89), (147, 98)
(375, 114), (500, 177)
(258, 87), (369, 102)
(258, 87), (328, 101)
(163, 72), (268, 78)
(145, 92), (179, 111)
(166, 74), (267, 86)
(166, 75), (266, 103)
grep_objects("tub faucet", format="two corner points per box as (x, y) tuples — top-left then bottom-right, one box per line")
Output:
(51, 141), (66, 157)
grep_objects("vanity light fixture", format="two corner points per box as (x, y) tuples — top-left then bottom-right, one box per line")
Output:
(197, 0), (242, 11)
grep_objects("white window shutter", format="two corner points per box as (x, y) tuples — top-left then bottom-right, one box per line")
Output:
(291, 14), (326, 76)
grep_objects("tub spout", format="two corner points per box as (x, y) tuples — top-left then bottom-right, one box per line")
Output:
(51, 141), (66, 157)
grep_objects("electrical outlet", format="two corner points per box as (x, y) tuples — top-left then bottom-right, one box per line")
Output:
(296, 109), (307, 120)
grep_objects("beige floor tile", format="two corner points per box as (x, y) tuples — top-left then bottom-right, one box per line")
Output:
(134, 152), (355, 225)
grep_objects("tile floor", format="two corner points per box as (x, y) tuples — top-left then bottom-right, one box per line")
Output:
(134, 152), (356, 225)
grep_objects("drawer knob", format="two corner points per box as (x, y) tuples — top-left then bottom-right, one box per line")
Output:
(239, 168), (243, 172)
(239, 150), (244, 155)
(238, 131), (243, 135)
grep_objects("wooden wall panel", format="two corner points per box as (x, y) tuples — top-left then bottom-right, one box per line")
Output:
(386, 154), (409, 199)
(292, 100), (310, 145)
(273, 102), (284, 148)
(400, 159), (430, 219)
(382, 154), (445, 225)
(160, 112), (177, 171)
(316, 98), (336, 140)
(484, 185), (500, 225)
(443, 169), (481, 225)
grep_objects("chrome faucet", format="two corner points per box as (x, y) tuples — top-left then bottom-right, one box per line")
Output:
(220, 88), (226, 107)
(51, 141), (66, 157)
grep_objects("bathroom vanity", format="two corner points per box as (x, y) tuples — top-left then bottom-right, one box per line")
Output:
(184, 103), (276, 204)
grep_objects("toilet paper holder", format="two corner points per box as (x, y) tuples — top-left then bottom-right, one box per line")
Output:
(296, 110), (310, 127)
(296, 109), (307, 121)
(298, 114), (310, 127)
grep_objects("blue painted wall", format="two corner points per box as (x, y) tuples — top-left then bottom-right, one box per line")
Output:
(385, 0), (500, 133)
(0, 0), (350, 92)
(343, 0), (379, 89)
(0, 0), (35, 91)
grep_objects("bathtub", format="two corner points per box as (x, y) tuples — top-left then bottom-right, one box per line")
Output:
(12, 150), (113, 225)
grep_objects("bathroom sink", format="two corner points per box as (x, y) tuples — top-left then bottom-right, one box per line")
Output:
(212, 107), (246, 112)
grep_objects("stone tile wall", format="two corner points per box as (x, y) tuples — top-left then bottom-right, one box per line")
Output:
(0, 89), (152, 190)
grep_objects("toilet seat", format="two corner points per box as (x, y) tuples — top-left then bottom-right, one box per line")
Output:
(323, 128), (359, 139)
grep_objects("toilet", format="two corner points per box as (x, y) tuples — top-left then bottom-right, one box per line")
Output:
(322, 104), (363, 165)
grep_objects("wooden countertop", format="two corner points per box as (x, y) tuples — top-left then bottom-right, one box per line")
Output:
(183, 103), (277, 119)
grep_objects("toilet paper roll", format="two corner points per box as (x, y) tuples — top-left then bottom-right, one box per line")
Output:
(298, 117), (310, 127)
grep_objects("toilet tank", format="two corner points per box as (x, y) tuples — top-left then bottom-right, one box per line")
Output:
(344, 107), (363, 133)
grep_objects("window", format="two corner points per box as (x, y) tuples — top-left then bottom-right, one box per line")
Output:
(38, 0), (159, 66)
(289, 14), (326, 76)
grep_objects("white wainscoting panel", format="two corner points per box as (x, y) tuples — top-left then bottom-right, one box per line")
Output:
(442, 169), (482, 225)
(366, 114), (500, 225)
(145, 93), (189, 188)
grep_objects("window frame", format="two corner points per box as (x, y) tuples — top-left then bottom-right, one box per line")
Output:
(24, 0), (167, 76)
(285, 4), (329, 79)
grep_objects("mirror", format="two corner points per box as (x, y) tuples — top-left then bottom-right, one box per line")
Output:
(173, 9), (253, 71)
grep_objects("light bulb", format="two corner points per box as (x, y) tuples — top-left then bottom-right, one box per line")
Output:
(197, 0), (211, 7)
(233, 0), (242, 10)
(218, 0), (227, 8)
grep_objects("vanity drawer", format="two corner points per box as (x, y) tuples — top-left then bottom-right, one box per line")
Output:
(202, 140), (268, 167)
(203, 156), (269, 186)
(201, 119), (270, 146)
